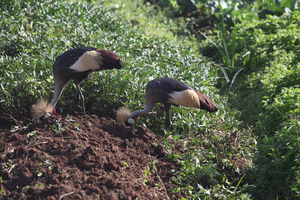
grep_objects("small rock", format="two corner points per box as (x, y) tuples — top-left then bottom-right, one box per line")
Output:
(83, 146), (96, 156)
(111, 144), (118, 153)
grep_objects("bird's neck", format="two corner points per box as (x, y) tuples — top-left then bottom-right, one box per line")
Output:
(50, 78), (68, 108)
(130, 102), (156, 118)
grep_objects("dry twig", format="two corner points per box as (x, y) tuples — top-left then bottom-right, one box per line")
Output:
(60, 191), (74, 199)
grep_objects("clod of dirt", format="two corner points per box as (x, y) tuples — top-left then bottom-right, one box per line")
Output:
(155, 144), (169, 158)
(15, 166), (34, 187)
(135, 126), (156, 141)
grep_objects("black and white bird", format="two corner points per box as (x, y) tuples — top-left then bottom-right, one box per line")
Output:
(117, 78), (218, 130)
(31, 47), (122, 120)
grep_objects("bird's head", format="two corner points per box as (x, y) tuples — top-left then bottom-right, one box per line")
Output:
(116, 107), (138, 130)
(31, 99), (56, 119)
(125, 116), (139, 130)
(44, 107), (56, 118)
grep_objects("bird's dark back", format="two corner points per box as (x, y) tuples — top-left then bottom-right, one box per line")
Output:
(146, 78), (195, 105)
(54, 47), (97, 69)
(147, 78), (194, 93)
(53, 47), (96, 83)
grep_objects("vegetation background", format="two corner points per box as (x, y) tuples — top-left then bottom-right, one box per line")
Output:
(1, 0), (299, 199)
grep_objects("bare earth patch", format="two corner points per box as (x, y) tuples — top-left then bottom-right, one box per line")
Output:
(0, 110), (187, 199)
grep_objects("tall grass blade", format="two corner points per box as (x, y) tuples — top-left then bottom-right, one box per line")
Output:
(198, 30), (230, 83)
(233, 174), (245, 195)
(228, 68), (245, 93)
(220, 14), (230, 66)
(220, 66), (230, 83)
(231, 18), (237, 68)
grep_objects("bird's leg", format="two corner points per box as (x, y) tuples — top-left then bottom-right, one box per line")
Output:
(164, 104), (171, 131)
(74, 79), (87, 121)
(78, 85), (87, 121)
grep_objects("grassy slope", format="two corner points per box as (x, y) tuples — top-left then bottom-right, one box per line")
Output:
(199, 8), (300, 200)
(229, 12), (300, 200)
(101, 0), (300, 199)
(0, 0), (256, 199)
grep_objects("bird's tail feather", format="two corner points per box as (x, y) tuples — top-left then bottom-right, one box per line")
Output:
(195, 91), (218, 112)
(116, 107), (132, 123)
(96, 50), (122, 70)
(31, 99), (53, 118)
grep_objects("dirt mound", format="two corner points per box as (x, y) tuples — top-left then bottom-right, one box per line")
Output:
(0, 112), (187, 199)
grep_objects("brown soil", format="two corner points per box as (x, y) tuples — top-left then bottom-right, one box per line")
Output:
(0, 109), (187, 199)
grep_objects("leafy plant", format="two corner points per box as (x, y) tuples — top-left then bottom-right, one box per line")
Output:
(205, 10), (300, 199)
(249, 121), (300, 199)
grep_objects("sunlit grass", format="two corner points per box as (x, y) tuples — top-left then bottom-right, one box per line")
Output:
(101, 0), (197, 48)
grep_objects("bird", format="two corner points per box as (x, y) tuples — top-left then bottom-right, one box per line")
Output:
(117, 78), (218, 130)
(31, 47), (122, 120)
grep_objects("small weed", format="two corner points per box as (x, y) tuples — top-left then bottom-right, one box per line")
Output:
(66, 115), (76, 122)
(122, 161), (129, 168)
(35, 169), (43, 177)
(143, 166), (150, 185)
(78, 132), (89, 137)
(27, 130), (38, 138)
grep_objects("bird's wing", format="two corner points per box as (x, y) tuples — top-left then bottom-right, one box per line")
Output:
(146, 78), (193, 105)
(54, 47), (97, 69)
(147, 78), (218, 112)
(146, 85), (171, 105)
(148, 78), (194, 93)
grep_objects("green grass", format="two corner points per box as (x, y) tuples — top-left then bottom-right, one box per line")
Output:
(101, 0), (199, 48)
(199, 8), (300, 200)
